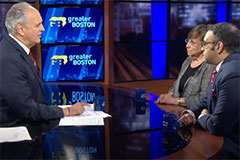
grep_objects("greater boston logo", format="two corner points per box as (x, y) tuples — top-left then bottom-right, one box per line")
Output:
(49, 16), (96, 28)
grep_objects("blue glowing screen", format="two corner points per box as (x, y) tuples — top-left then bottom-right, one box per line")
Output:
(41, 45), (104, 82)
(40, 7), (103, 44)
(40, 0), (103, 5)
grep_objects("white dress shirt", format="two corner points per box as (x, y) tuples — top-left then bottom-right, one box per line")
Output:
(9, 34), (30, 55)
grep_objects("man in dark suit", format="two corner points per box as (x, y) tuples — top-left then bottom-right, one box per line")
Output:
(0, 2), (89, 127)
(179, 22), (240, 142)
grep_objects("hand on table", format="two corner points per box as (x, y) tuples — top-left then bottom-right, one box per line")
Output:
(179, 113), (196, 126)
(63, 102), (91, 117)
(201, 109), (209, 115)
(154, 93), (178, 105)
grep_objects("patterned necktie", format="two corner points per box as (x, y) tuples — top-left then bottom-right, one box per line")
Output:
(211, 68), (217, 85)
(29, 52), (40, 78)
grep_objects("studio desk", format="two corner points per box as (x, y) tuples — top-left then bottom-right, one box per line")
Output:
(1, 82), (235, 159)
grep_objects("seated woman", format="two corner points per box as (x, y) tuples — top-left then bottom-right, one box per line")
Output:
(155, 24), (215, 108)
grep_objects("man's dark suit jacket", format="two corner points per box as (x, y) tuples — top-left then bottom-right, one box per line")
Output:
(0, 35), (64, 127)
(190, 52), (240, 142)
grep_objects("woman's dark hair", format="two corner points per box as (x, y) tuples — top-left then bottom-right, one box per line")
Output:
(187, 24), (208, 41)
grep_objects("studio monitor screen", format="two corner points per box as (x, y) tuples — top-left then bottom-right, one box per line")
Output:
(41, 45), (104, 82)
(40, 0), (103, 5)
(40, 7), (103, 44)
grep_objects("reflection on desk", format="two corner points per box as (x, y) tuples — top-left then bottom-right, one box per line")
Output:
(162, 113), (191, 155)
(0, 121), (58, 160)
(41, 114), (190, 159)
(108, 88), (165, 134)
(111, 114), (191, 159)
(0, 139), (42, 159)
(0, 83), (231, 159)
(42, 126), (105, 159)
(41, 84), (194, 159)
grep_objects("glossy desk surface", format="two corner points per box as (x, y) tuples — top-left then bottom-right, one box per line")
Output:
(2, 83), (237, 159)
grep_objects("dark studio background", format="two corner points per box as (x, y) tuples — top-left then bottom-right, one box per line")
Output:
(0, 0), (239, 83)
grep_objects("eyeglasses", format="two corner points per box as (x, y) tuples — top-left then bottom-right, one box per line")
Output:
(185, 39), (201, 46)
(201, 41), (216, 48)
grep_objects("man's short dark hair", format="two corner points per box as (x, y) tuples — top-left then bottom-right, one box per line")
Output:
(207, 22), (240, 54)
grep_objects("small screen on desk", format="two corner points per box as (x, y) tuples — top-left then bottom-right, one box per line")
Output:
(41, 45), (104, 82)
